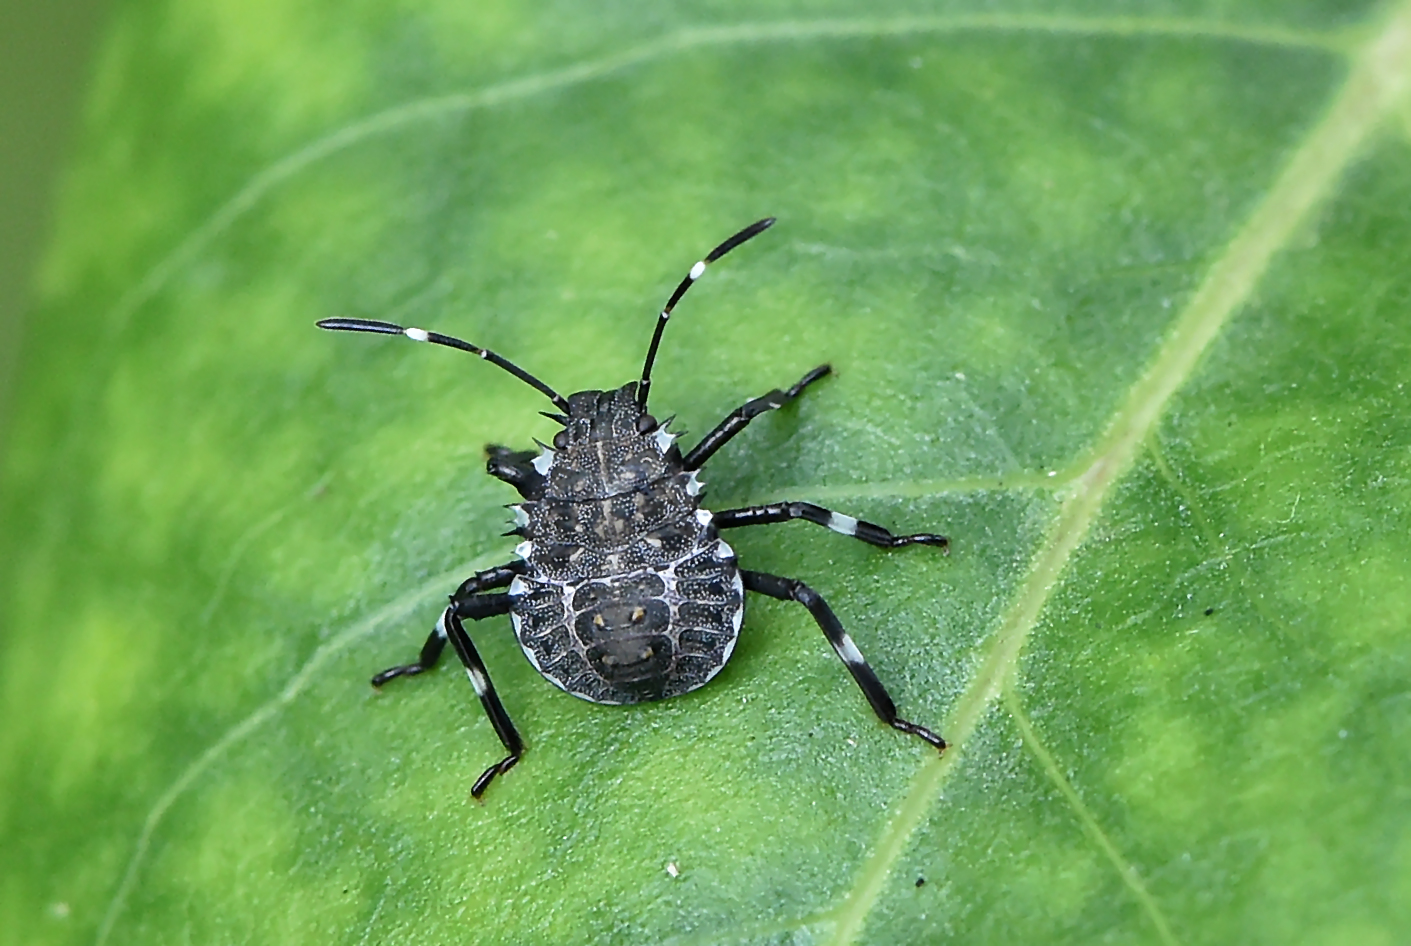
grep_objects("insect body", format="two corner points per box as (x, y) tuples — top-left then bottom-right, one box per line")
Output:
(319, 218), (949, 798)
(508, 382), (743, 706)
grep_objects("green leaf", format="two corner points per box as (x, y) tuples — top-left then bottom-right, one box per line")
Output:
(3, 1), (1409, 944)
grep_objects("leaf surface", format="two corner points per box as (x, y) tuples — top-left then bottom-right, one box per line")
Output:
(2, 2), (1409, 944)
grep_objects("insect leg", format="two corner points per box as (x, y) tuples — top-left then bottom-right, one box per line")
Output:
(740, 569), (946, 754)
(682, 364), (831, 470)
(370, 560), (525, 686)
(714, 502), (947, 551)
(485, 444), (546, 499)
(442, 594), (525, 798)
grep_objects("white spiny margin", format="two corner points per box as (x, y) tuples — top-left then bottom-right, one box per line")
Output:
(691, 543), (741, 687)
(508, 576), (527, 596)
(465, 664), (490, 697)
(509, 596), (541, 671)
(540, 669), (573, 695)
(835, 631), (866, 668)
(653, 428), (676, 453)
(729, 567), (744, 634)
(689, 260), (707, 280)
(514, 540), (534, 560)
(518, 581), (583, 696)
(826, 512), (859, 537)
(531, 449), (554, 475)
(510, 504), (530, 527)
(695, 509), (713, 527)
(685, 471), (704, 496)
(404, 327), (430, 342)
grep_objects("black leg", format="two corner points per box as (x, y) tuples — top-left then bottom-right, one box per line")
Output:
(370, 625), (448, 687)
(715, 502), (948, 551)
(485, 444), (545, 499)
(450, 560), (527, 601)
(741, 569), (946, 754)
(681, 365), (831, 471)
(441, 595), (526, 798)
(370, 560), (524, 686)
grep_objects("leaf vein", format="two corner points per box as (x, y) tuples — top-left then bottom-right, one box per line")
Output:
(102, 14), (1345, 335)
(1147, 438), (1306, 644)
(1004, 690), (1181, 946)
(824, 4), (1411, 942)
(92, 554), (505, 946)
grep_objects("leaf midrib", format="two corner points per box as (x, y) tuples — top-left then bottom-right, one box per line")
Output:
(826, 5), (1411, 943)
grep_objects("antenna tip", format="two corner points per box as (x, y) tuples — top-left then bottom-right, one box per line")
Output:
(743, 217), (776, 238)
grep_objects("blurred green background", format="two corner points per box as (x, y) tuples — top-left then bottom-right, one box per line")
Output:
(0, 0), (109, 435)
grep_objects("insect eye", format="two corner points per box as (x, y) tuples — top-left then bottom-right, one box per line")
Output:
(636, 413), (658, 434)
(552, 429), (570, 450)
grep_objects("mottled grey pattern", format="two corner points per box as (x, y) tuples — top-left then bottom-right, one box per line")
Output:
(509, 384), (744, 704)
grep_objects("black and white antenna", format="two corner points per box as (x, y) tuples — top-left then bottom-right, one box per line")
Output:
(317, 317), (571, 412)
(637, 217), (776, 408)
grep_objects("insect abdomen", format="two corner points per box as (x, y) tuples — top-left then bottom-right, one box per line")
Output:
(511, 544), (743, 704)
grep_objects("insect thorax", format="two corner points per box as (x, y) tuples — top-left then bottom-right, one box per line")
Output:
(508, 384), (744, 705)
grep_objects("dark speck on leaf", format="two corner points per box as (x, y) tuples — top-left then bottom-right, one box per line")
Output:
(915, 877), (925, 888)
(1204, 607), (1215, 616)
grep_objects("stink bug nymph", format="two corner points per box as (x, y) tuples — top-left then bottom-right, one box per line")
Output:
(319, 218), (949, 798)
